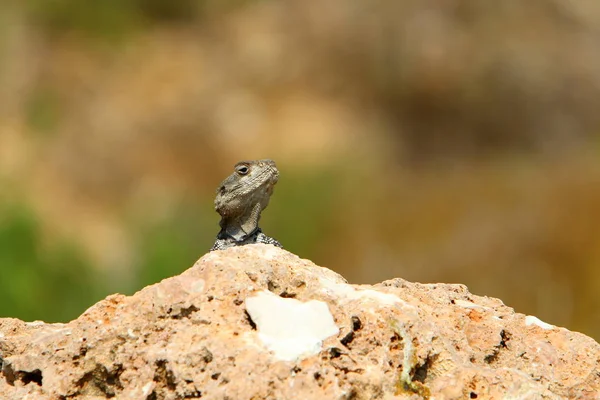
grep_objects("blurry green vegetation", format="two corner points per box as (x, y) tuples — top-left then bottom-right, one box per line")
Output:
(0, 198), (216, 322)
(26, 0), (197, 42)
(133, 200), (214, 287)
(27, 0), (144, 41)
(26, 86), (62, 135)
(266, 167), (341, 257)
(25, 0), (237, 41)
(0, 203), (101, 322)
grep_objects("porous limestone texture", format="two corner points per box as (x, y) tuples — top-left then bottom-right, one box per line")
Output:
(1, 245), (599, 399)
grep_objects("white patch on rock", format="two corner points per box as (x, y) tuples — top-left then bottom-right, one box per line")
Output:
(141, 382), (154, 396)
(318, 277), (404, 306)
(245, 291), (339, 361)
(453, 300), (490, 310)
(356, 289), (402, 305)
(190, 280), (205, 293)
(525, 315), (554, 330)
(259, 245), (282, 260)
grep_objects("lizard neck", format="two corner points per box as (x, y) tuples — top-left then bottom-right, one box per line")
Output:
(219, 202), (263, 241)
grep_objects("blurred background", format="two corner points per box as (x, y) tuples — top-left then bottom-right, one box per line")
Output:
(1, 0), (600, 340)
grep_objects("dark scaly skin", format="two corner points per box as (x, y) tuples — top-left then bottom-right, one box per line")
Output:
(211, 159), (282, 251)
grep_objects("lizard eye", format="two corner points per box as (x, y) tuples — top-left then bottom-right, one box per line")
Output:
(236, 165), (249, 175)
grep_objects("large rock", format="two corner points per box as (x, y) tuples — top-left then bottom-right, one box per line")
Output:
(1, 245), (599, 399)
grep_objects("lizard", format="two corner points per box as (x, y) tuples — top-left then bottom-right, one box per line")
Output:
(210, 159), (282, 251)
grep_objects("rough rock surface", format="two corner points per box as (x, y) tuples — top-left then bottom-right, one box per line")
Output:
(1, 245), (599, 399)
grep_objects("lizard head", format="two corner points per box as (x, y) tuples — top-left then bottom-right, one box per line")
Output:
(214, 159), (279, 240)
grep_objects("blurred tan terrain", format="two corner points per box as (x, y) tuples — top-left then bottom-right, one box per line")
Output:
(1, 1), (600, 340)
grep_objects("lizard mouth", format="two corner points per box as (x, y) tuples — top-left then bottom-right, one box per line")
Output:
(260, 159), (279, 182)
(265, 165), (279, 185)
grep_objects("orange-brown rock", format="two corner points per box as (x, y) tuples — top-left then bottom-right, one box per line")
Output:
(1, 245), (599, 399)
